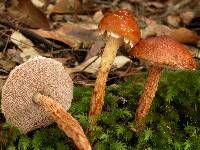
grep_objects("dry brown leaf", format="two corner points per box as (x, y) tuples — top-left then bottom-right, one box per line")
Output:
(140, 16), (160, 38)
(11, 31), (41, 61)
(119, 2), (133, 10)
(180, 11), (194, 25)
(0, 52), (3, 59)
(170, 27), (200, 44)
(141, 23), (172, 38)
(53, 57), (72, 64)
(18, 0), (49, 29)
(6, 49), (23, 64)
(93, 10), (104, 24)
(4, 0), (50, 29)
(65, 56), (132, 74)
(141, 17), (199, 45)
(32, 23), (99, 48)
(76, 22), (98, 30)
(0, 78), (6, 94)
(187, 45), (200, 58)
(65, 56), (99, 74)
(140, 16), (173, 38)
(50, 0), (81, 14)
(142, 25), (199, 45)
(197, 40), (200, 48)
(167, 15), (181, 27)
(32, 28), (75, 47)
(85, 39), (104, 60)
(143, 1), (165, 13)
(31, 0), (49, 9)
(154, 25), (172, 36)
(0, 60), (17, 72)
(145, 2), (165, 8)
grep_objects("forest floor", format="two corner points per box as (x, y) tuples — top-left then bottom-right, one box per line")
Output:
(0, 0), (200, 149)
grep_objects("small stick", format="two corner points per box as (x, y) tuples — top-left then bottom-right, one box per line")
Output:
(0, 20), (61, 50)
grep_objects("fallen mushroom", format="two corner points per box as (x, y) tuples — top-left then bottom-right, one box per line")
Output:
(89, 10), (141, 125)
(129, 35), (196, 130)
(1, 56), (91, 150)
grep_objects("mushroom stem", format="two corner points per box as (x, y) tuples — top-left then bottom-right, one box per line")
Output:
(89, 36), (122, 124)
(33, 93), (91, 150)
(135, 66), (163, 130)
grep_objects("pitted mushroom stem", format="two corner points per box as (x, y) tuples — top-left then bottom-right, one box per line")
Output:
(134, 66), (162, 129)
(129, 35), (196, 131)
(89, 36), (122, 119)
(88, 10), (140, 127)
(33, 93), (92, 150)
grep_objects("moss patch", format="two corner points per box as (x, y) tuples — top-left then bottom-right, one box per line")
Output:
(2, 70), (200, 149)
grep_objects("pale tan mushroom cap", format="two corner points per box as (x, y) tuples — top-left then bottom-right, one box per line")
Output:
(1, 56), (73, 133)
(129, 35), (196, 70)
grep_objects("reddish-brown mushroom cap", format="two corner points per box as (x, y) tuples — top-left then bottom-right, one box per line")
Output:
(1, 56), (73, 133)
(129, 35), (196, 70)
(99, 9), (140, 46)
(129, 35), (196, 130)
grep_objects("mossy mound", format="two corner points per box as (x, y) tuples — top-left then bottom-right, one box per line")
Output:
(2, 70), (200, 150)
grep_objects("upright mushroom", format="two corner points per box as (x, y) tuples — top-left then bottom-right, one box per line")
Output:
(1, 56), (91, 150)
(89, 10), (140, 124)
(129, 35), (196, 130)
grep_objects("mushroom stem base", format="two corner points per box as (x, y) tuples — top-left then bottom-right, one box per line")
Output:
(32, 93), (91, 150)
(88, 36), (122, 125)
(135, 66), (163, 130)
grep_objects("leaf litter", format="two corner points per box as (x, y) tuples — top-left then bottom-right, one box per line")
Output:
(0, 0), (199, 87)
(0, 0), (199, 148)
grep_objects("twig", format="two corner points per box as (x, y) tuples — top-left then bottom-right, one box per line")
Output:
(81, 55), (100, 73)
(0, 20), (62, 51)
(0, 75), (7, 79)
(0, 30), (44, 53)
(2, 30), (13, 55)
(51, 48), (88, 54)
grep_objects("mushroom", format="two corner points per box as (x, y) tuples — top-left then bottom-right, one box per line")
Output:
(89, 10), (141, 124)
(1, 56), (91, 150)
(129, 35), (196, 130)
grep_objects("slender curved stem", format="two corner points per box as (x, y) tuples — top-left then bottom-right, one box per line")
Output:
(135, 66), (163, 130)
(33, 93), (91, 150)
(88, 36), (122, 125)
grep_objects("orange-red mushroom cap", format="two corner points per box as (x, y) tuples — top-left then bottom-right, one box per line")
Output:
(129, 35), (196, 70)
(99, 10), (141, 46)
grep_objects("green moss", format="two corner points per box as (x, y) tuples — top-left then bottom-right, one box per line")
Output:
(1, 70), (200, 149)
